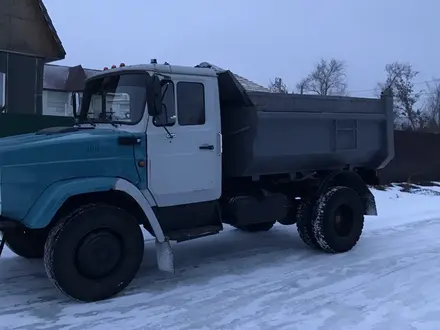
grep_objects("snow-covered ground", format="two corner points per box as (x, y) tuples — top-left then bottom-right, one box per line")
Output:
(2, 184), (440, 330)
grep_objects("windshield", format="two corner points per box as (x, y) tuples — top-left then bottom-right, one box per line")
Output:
(79, 73), (148, 125)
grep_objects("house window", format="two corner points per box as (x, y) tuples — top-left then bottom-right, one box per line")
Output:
(44, 91), (69, 116)
(177, 82), (205, 126)
(0, 72), (5, 110)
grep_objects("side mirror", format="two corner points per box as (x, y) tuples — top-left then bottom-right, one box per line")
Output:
(148, 75), (171, 116)
(71, 92), (79, 118)
(148, 75), (163, 116)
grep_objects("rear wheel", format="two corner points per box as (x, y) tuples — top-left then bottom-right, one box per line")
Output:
(296, 199), (321, 249)
(234, 222), (275, 232)
(44, 203), (144, 302)
(5, 228), (48, 259)
(312, 186), (364, 253)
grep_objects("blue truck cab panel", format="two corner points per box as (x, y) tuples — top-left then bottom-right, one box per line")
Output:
(22, 177), (117, 228)
(0, 128), (144, 228)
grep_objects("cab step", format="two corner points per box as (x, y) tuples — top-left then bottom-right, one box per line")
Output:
(167, 225), (222, 243)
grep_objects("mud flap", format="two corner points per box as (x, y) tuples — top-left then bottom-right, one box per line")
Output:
(364, 192), (378, 216)
(0, 233), (5, 258)
(155, 239), (175, 273)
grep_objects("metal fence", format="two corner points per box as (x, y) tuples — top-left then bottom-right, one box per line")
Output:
(378, 130), (440, 184)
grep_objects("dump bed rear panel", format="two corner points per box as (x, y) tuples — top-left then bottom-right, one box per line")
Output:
(218, 72), (394, 178)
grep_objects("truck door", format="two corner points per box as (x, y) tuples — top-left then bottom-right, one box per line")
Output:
(146, 76), (222, 207)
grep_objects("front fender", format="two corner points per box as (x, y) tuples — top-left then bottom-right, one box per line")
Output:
(22, 177), (116, 229)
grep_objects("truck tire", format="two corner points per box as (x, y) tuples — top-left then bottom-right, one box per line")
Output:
(5, 228), (47, 259)
(296, 200), (321, 249)
(234, 222), (274, 232)
(44, 203), (144, 302)
(312, 186), (364, 253)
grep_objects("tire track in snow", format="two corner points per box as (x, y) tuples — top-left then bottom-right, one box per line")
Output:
(1, 216), (440, 329)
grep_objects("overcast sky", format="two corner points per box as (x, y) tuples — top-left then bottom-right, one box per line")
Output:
(44, 0), (438, 97)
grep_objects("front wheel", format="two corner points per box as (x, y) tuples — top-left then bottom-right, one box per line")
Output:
(44, 203), (144, 302)
(312, 186), (364, 253)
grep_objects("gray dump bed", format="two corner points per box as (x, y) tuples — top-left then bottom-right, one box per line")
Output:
(216, 71), (394, 178)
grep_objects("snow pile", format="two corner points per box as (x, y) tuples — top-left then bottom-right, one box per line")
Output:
(367, 183), (440, 231)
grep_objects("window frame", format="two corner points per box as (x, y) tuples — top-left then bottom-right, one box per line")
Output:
(79, 72), (148, 125)
(153, 80), (176, 127)
(176, 81), (206, 126)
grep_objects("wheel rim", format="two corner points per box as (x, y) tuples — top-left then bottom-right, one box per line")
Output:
(75, 229), (123, 280)
(333, 205), (354, 237)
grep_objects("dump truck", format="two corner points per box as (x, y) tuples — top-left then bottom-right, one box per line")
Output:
(0, 61), (394, 302)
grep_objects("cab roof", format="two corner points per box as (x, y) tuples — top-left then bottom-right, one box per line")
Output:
(87, 63), (217, 82)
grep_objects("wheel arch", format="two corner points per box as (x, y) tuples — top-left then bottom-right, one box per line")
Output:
(318, 170), (377, 216)
(114, 179), (165, 241)
(23, 178), (166, 242)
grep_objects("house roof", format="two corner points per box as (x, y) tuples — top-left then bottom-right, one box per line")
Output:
(37, 0), (66, 59)
(43, 64), (99, 91)
(196, 62), (270, 93)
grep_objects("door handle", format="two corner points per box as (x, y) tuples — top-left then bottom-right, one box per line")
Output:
(199, 144), (214, 150)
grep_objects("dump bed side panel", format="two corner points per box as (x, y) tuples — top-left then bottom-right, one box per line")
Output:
(219, 85), (394, 178)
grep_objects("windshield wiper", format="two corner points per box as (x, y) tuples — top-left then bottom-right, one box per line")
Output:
(97, 115), (119, 128)
(74, 118), (97, 127)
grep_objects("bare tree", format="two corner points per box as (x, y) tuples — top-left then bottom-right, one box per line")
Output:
(295, 58), (348, 96)
(296, 77), (311, 94)
(268, 77), (289, 93)
(423, 80), (440, 132)
(378, 62), (423, 131)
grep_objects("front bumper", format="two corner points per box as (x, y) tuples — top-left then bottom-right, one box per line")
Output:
(0, 217), (23, 258)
